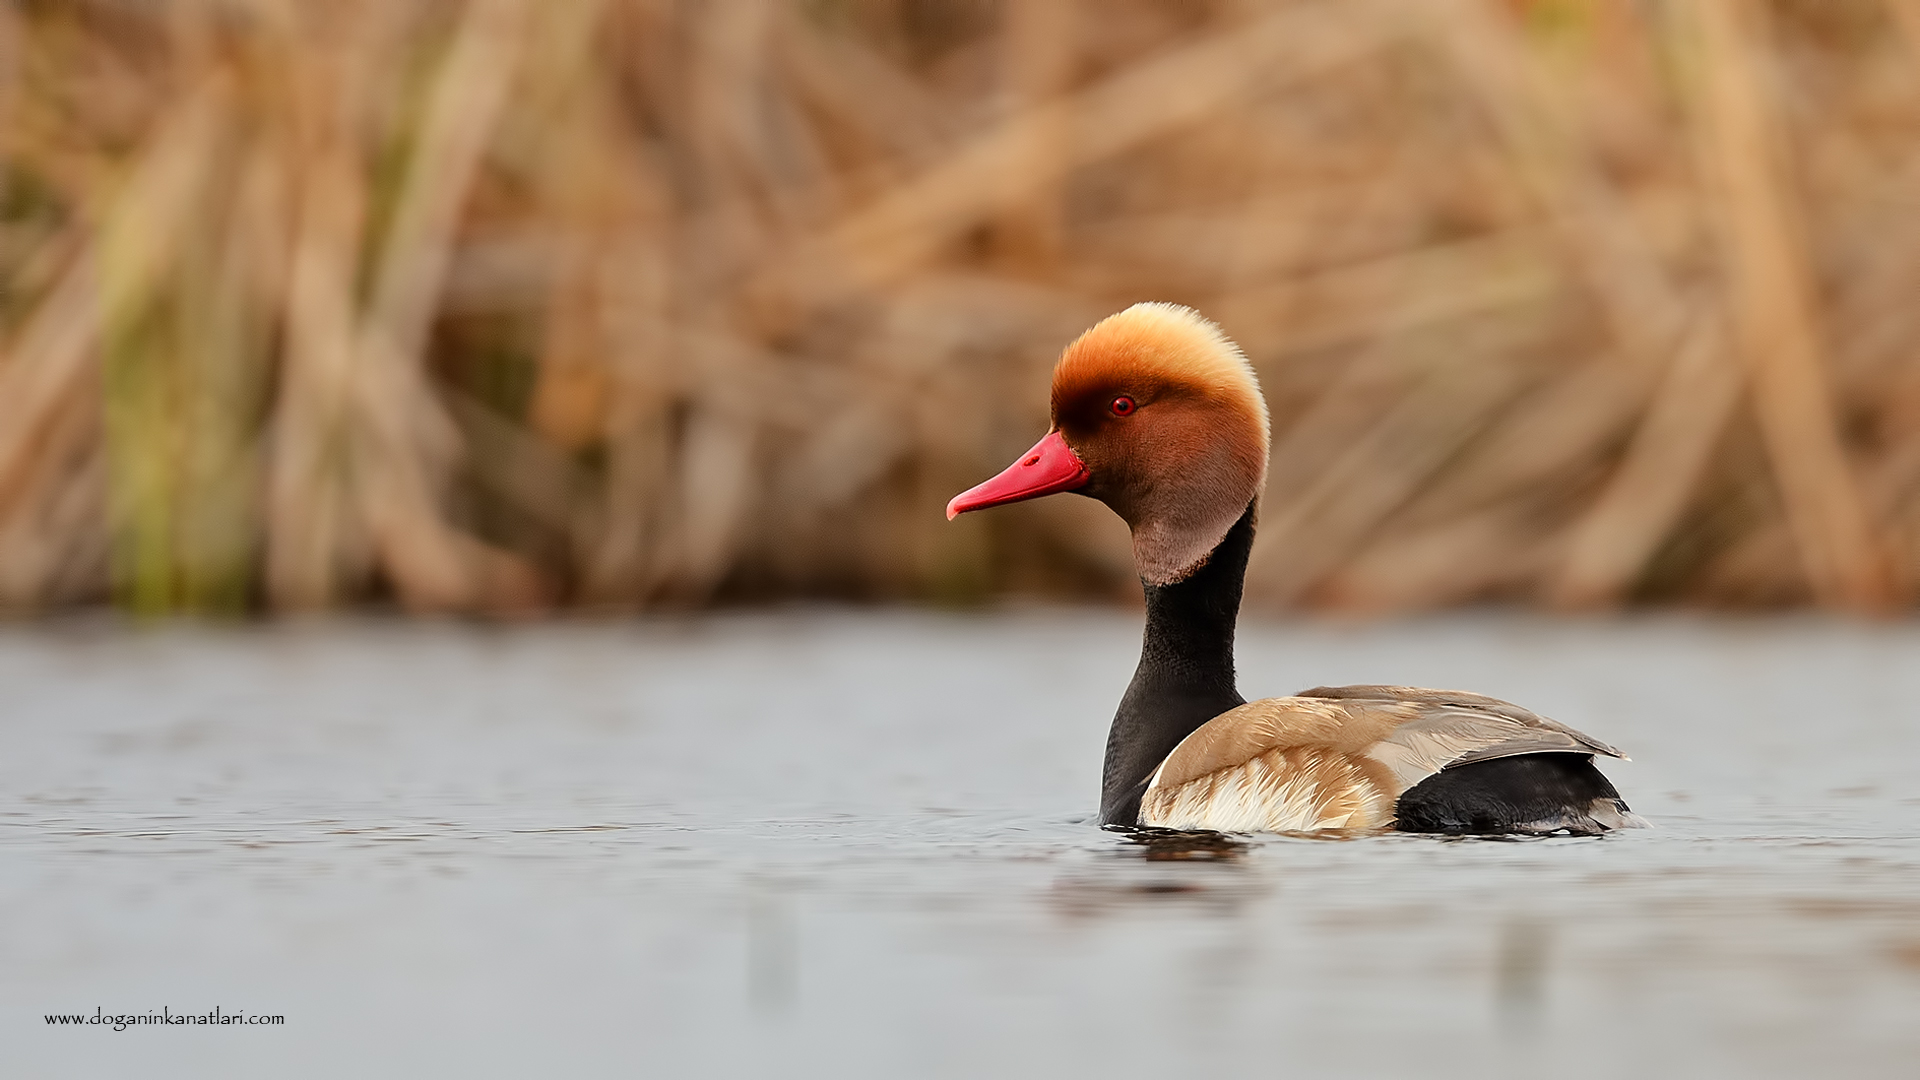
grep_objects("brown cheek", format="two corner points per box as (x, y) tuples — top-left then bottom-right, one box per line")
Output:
(1051, 423), (1129, 519)
(1066, 428), (1122, 499)
(1066, 397), (1245, 511)
(1074, 408), (1189, 523)
(1132, 403), (1215, 481)
(1140, 402), (1266, 533)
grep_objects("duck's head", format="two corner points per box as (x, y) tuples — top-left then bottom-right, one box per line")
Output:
(947, 303), (1270, 585)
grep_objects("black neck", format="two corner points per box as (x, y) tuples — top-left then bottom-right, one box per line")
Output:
(1098, 503), (1255, 826)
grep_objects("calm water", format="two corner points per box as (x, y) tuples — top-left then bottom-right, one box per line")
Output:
(3, 611), (1918, 1078)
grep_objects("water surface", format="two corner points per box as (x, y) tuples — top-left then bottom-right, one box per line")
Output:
(3, 612), (1918, 1077)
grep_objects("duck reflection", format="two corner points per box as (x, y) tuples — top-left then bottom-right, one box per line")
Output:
(1108, 825), (1250, 863)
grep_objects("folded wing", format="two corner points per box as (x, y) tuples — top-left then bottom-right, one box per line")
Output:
(1138, 686), (1627, 833)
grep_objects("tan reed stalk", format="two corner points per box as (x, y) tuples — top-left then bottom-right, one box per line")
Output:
(1684, 0), (1892, 611)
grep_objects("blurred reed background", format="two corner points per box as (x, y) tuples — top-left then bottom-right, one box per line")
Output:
(3, 0), (1920, 616)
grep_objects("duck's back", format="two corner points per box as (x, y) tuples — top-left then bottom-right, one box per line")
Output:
(1137, 685), (1643, 835)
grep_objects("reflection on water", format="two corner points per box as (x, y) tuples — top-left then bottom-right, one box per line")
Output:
(1109, 826), (1252, 862)
(1494, 914), (1549, 1032)
(3, 611), (1919, 1078)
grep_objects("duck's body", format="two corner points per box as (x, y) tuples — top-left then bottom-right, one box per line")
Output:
(950, 303), (1641, 836)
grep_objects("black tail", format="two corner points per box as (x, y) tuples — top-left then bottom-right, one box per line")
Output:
(1393, 753), (1643, 836)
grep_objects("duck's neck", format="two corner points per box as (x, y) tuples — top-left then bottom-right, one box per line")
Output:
(1098, 502), (1255, 826)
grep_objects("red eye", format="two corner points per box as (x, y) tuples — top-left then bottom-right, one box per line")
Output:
(1110, 396), (1136, 417)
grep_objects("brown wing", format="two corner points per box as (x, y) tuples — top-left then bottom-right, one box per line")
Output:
(1138, 689), (1628, 833)
(1297, 684), (1628, 759)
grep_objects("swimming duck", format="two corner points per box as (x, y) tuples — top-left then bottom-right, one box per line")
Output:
(948, 303), (1642, 835)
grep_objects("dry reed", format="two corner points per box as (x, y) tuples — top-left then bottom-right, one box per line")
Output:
(2, 0), (1919, 615)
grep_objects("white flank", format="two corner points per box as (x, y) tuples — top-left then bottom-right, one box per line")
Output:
(1140, 749), (1393, 833)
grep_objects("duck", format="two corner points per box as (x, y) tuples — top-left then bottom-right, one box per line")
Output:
(947, 303), (1643, 835)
